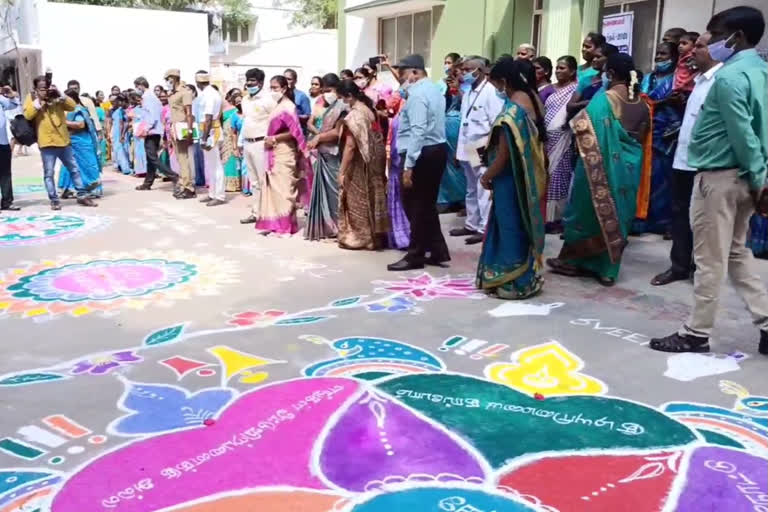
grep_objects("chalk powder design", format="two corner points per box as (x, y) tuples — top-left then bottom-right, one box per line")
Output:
(0, 213), (110, 248)
(0, 250), (239, 319)
(46, 374), (767, 511)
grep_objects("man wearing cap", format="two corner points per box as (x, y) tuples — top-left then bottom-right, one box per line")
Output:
(237, 67), (277, 224)
(388, 54), (450, 272)
(165, 69), (197, 199)
(196, 70), (226, 206)
(134, 76), (179, 192)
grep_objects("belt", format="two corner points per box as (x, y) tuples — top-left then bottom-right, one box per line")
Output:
(697, 166), (736, 173)
(245, 136), (265, 143)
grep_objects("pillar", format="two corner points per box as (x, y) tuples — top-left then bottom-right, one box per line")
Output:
(541, 0), (586, 60)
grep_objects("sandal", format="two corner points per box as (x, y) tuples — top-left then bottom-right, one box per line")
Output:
(547, 258), (592, 278)
(597, 276), (616, 287)
(649, 333), (710, 353)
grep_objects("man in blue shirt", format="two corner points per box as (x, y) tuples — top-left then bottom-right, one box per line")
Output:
(284, 69), (311, 129)
(388, 54), (449, 271)
(0, 84), (20, 211)
(133, 76), (179, 193)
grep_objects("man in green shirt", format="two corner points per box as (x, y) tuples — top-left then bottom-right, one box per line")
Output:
(651, 6), (768, 356)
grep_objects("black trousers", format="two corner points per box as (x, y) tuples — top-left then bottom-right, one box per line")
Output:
(143, 134), (178, 186)
(402, 143), (450, 263)
(0, 144), (12, 208)
(670, 168), (696, 275)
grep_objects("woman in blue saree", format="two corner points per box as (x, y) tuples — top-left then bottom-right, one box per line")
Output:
(548, 53), (650, 286)
(437, 53), (466, 211)
(634, 42), (680, 235)
(110, 95), (132, 174)
(476, 58), (548, 300)
(60, 89), (102, 198)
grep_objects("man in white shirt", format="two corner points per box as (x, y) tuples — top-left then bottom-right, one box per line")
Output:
(451, 56), (506, 245)
(238, 68), (277, 224)
(651, 32), (723, 286)
(196, 71), (226, 206)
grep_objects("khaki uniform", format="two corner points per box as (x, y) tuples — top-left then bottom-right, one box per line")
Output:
(169, 86), (195, 192)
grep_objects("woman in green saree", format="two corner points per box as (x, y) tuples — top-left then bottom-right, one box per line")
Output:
(476, 58), (548, 299)
(547, 53), (650, 286)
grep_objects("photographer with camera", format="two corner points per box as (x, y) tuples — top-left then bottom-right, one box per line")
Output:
(23, 75), (97, 210)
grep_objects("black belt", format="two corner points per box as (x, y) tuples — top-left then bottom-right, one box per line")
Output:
(245, 136), (265, 143)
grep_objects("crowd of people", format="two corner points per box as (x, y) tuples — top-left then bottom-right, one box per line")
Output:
(3, 6), (766, 355)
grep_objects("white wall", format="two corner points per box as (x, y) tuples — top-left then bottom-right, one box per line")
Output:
(38, 2), (209, 94)
(211, 0), (337, 92)
(661, 0), (714, 36)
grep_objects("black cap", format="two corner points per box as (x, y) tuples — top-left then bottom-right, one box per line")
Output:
(394, 54), (426, 70)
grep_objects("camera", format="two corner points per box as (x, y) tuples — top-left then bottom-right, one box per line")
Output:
(47, 87), (60, 99)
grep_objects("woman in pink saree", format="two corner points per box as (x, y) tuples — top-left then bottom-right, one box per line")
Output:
(256, 76), (308, 236)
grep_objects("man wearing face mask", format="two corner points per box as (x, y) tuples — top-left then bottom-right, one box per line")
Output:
(387, 54), (449, 271)
(134, 76), (179, 192)
(651, 6), (768, 356)
(195, 70), (226, 206)
(450, 56), (506, 245)
(238, 67), (277, 224)
(164, 69), (196, 199)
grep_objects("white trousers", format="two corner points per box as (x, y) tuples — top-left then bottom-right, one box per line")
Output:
(461, 160), (491, 233)
(203, 144), (225, 201)
(244, 141), (265, 216)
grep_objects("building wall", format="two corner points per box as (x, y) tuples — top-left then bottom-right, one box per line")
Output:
(38, 2), (209, 94)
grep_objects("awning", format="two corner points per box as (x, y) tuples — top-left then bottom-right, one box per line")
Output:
(345, 0), (445, 17)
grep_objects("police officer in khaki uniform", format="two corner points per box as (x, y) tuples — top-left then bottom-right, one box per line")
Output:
(164, 69), (197, 199)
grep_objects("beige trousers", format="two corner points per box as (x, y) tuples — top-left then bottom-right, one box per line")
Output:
(244, 140), (265, 216)
(174, 139), (195, 193)
(681, 169), (768, 338)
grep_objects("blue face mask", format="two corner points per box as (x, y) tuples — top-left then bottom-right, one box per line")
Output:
(398, 81), (411, 99)
(444, 64), (452, 75)
(601, 73), (611, 89)
(462, 71), (477, 87)
(708, 34), (737, 62)
(247, 85), (261, 96)
(655, 60), (674, 73)
(495, 88), (507, 100)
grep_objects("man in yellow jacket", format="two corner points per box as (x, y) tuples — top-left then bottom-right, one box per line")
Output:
(23, 75), (97, 210)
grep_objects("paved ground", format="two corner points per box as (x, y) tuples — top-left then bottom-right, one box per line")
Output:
(0, 153), (766, 512)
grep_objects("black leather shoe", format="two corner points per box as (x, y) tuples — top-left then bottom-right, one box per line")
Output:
(449, 227), (478, 237)
(387, 258), (425, 272)
(465, 234), (484, 245)
(760, 331), (768, 355)
(175, 190), (197, 200)
(651, 269), (690, 286)
(649, 332), (710, 353)
(135, 184), (152, 191)
(1, 204), (21, 211)
(240, 215), (258, 224)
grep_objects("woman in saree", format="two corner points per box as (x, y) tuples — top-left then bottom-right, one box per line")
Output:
(93, 96), (107, 167)
(59, 89), (102, 198)
(544, 56), (579, 233)
(256, 75), (307, 236)
(305, 73), (347, 241)
(308, 76), (329, 135)
(533, 56), (555, 104)
(475, 57), (548, 300)
(128, 92), (147, 177)
(110, 94), (133, 175)
(438, 54), (467, 213)
(547, 53), (650, 287)
(634, 41), (681, 235)
(577, 33), (606, 82)
(567, 43), (617, 119)
(222, 89), (243, 192)
(336, 80), (390, 250)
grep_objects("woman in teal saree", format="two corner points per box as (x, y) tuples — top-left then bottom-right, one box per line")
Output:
(548, 53), (650, 286)
(476, 58), (548, 300)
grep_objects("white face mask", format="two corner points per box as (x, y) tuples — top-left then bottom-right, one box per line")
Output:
(271, 91), (283, 102)
(354, 78), (367, 89)
(165, 80), (174, 91)
(323, 92), (338, 104)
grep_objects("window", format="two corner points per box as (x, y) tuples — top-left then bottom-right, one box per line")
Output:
(379, 9), (434, 68)
(532, 0), (544, 52)
(223, 20), (251, 44)
(602, 0), (661, 72)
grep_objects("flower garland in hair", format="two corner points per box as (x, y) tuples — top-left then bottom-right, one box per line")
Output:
(628, 70), (638, 101)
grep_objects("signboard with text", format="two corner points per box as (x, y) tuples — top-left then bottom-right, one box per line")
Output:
(602, 12), (634, 55)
